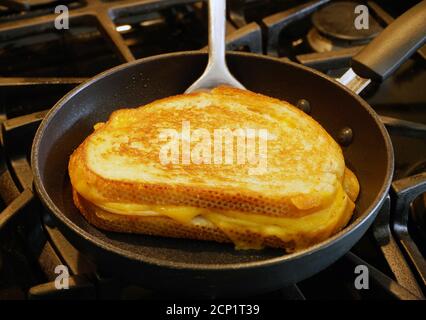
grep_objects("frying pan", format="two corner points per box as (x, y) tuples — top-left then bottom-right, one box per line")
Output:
(31, 2), (426, 297)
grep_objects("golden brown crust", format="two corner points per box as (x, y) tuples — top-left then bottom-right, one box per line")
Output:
(69, 144), (338, 218)
(343, 167), (360, 202)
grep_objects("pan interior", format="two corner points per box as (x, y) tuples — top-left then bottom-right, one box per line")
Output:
(35, 53), (391, 266)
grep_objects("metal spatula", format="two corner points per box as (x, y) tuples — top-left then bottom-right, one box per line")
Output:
(185, 0), (245, 93)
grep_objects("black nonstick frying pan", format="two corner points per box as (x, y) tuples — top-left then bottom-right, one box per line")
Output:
(31, 2), (426, 297)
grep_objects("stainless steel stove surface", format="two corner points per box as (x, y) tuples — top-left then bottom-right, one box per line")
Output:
(0, 0), (425, 300)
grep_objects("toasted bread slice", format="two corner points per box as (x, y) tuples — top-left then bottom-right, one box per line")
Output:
(69, 87), (347, 218)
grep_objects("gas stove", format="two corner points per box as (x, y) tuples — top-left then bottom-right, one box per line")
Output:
(0, 0), (425, 300)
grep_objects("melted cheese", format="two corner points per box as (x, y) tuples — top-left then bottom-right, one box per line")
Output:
(204, 185), (352, 249)
(96, 202), (200, 224)
(91, 183), (352, 250)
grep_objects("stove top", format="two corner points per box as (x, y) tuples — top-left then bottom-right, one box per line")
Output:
(0, 0), (425, 300)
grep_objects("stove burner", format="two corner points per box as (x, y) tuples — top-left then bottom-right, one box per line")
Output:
(308, 1), (382, 52)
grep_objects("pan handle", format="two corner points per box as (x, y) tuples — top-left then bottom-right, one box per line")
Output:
(351, 1), (426, 81)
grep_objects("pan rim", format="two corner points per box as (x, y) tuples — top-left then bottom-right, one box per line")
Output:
(31, 50), (394, 271)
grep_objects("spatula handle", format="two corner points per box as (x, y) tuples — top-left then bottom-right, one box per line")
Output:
(208, 0), (227, 68)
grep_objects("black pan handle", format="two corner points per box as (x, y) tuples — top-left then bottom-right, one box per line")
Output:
(351, 1), (426, 81)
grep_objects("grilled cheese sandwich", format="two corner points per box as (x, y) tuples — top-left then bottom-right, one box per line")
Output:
(69, 87), (359, 251)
